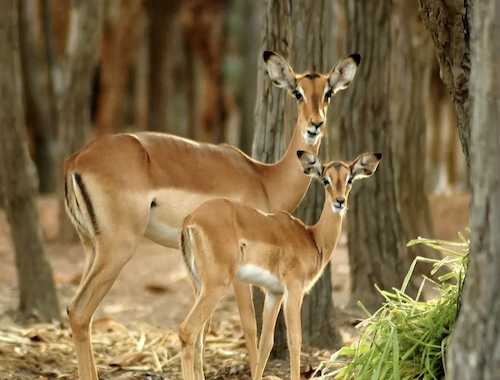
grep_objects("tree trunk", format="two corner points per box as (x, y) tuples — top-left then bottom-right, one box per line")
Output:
(181, 0), (229, 143)
(56, 0), (104, 242)
(18, 1), (58, 194)
(291, 0), (343, 350)
(418, 0), (472, 170)
(390, 1), (442, 279)
(339, 0), (417, 313)
(447, 1), (500, 378)
(252, 0), (291, 360)
(0, 0), (61, 323)
(146, 0), (181, 132)
(95, 0), (145, 135)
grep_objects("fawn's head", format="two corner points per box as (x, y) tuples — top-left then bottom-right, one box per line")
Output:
(264, 51), (361, 147)
(297, 151), (382, 215)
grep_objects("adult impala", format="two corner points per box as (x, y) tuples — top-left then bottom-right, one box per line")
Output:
(179, 150), (382, 380)
(64, 51), (360, 380)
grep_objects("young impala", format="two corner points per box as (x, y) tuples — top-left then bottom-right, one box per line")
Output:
(64, 50), (360, 380)
(179, 150), (382, 380)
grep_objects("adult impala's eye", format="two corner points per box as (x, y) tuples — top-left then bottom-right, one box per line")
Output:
(347, 177), (353, 186)
(324, 89), (333, 101)
(293, 90), (303, 101)
(323, 179), (330, 187)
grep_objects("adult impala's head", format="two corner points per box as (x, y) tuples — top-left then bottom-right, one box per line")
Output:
(297, 151), (382, 215)
(264, 51), (361, 147)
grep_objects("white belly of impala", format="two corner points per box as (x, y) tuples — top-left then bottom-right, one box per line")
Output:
(236, 265), (284, 293)
(144, 216), (180, 248)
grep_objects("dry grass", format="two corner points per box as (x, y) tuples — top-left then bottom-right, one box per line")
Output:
(0, 315), (338, 380)
(0, 316), (252, 380)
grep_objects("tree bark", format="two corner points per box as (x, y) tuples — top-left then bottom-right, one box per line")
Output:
(390, 1), (442, 279)
(56, 0), (104, 242)
(18, 1), (58, 193)
(339, 0), (417, 313)
(146, 0), (181, 132)
(181, 0), (229, 143)
(447, 1), (500, 378)
(95, 0), (145, 135)
(418, 0), (472, 170)
(252, 0), (291, 359)
(0, 0), (61, 323)
(291, 0), (343, 350)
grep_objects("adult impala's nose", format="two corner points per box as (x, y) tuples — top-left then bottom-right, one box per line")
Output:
(311, 121), (323, 129)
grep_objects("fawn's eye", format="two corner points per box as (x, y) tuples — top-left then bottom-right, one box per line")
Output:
(324, 89), (333, 101)
(347, 177), (353, 186)
(323, 179), (330, 187)
(293, 90), (303, 101)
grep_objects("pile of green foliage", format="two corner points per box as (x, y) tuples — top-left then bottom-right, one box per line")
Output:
(318, 234), (469, 380)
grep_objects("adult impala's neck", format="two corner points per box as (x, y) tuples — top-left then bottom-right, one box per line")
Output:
(261, 124), (322, 213)
(309, 198), (343, 268)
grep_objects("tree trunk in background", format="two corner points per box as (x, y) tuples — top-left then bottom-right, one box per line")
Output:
(390, 1), (442, 280)
(239, 0), (259, 154)
(0, 0), (61, 323)
(18, 1), (58, 193)
(181, 0), (229, 143)
(339, 0), (417, 313)
(418, 0), (472, 170)
(95, 0), (145, 135)
(56, 0), (103, 242)
(447, 1), (500, 378)
(252, 0), (291, 359)
(291, 0), (343, 350)
(147, 0), (181, 132)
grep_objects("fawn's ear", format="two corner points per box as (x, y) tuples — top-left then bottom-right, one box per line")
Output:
(350, 152), (382, 180)
(264, 50), (296, 92)
(297, 151), (323, 179)
(328, 53), (361, 94)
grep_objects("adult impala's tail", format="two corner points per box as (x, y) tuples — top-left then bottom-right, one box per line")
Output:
(64, 170), (98, 238)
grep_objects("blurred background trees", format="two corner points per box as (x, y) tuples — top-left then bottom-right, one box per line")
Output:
(0, 0), (469, 348)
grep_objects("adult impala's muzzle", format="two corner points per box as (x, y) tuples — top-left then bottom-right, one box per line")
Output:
(304, 121), (324, 146)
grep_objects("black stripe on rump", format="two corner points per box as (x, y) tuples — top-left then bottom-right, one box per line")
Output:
(73, 173), (99, 235)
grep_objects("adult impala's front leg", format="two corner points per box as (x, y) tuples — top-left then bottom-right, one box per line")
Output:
(283, 284), (304, 380)
(233, 281), (258, 377)
(254, 292), (283, 380)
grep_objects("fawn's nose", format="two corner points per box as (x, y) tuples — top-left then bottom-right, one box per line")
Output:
(336, 198), (345, 205)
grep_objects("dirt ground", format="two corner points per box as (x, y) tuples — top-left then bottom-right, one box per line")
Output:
(0, 193), (470, 379)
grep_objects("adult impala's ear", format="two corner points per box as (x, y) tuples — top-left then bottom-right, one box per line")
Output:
(350, 152), (382, 180)
(297, 150), (323, 179)
(328, 53), (361, 94)
(264, 50), (296, 93)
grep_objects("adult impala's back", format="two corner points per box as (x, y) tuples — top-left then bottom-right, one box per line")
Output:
(64, 51), (360, 380)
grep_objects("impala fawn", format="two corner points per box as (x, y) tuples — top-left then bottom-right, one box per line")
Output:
(179, 150), (382, 380)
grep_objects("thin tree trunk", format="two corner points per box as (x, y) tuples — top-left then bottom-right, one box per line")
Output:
(447, 1), (500, 378)
(181, 0), (229, 143)
(252, 0), (291, 359)
(0, 0), (61, 323)
(339, 0), (417, 313)
(291, 0), (343, 350)
(390, 1), (442, 279)
(56, 0), (104, 242)
(18, 1), (58, 194)
(95, 0), (145, 135)
(146, 0), (181, 132)
(418, 0), (472, 170)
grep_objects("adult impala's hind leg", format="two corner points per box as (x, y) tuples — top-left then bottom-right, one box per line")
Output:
(67, 233), (143, 380)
